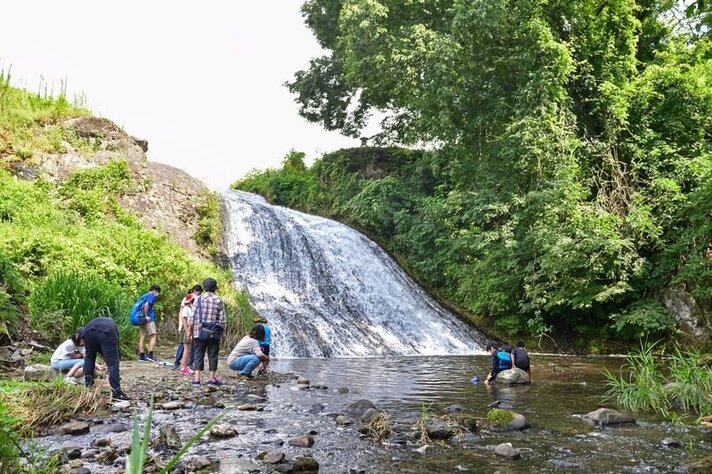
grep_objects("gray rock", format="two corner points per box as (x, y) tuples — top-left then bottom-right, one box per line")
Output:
(360, 408), (379, 423)
(24, 364), (56, 382)
(263, 450), (286, 464)
(661, 437), (681, 448)
(96, 447), (116, 465)
(309, 403), (325, 414)
(210, 423), (238, 438)
(238, 403), (258, 411)
(188, 455), (213, 470)
(345, 399), (376, 418)
(54, 446), (82, 462)
(110, 401), (130, 412)
(583, 408), (635, 426)
(160, 401), (182, 410)
(426, 419), (454, 440)
(335, 387), (349, 394)
(276, 463), (295, 473)
(90, 436), (111, 448)
(156, 424), (182, 450)
(132, 137), (149, 152)
(494, 442), (521, 460)
(297, 376), (310, 385)
(288, 435), (315, 448)
(336, 415), (353, 426)
(81, 449), (99, 459)
(61, 421), (90, 436)
(495, 368), (530, 385)
(446, 404), (466, 414)
(294, 455), (319, 472)
(73, 468), (91, 474)
(104, 422), (128, 433)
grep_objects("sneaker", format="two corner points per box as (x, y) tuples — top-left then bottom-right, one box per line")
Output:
(191, 380), (201, 387)
(206, 379), (223, 386)
(112, 391), (132, 401)
(179, 367), (194, 376)
(64, 375), (77, 385)
(147, 355), (158, 362)
(139, 355), (150, 362)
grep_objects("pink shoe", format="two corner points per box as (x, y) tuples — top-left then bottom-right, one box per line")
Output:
(179, 367), (193, 376)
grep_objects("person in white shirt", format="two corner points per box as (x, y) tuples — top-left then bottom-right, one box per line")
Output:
(51, 328), (85, 384)
(227, 325), (269, 381)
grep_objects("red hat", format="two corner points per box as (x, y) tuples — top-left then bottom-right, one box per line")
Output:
(185, 293), (195, 303)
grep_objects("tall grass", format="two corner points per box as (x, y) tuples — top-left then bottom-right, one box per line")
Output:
(605, 340), (712, 419)
(28, 272), (136, 355)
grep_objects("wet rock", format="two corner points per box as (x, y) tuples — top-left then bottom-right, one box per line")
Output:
(297, 376), (310, 385)
(288, 435), (315, 448)
(246, 394), (266, 402)
(313, 384), (328, 390)
(360, 408), (379, 423)
(450, 432), (479, 445)
(188, 455), (214, 470)
(489, 410), (528, 432)
(415, 444), (434, 455)
(24, 364), (56, 382)
(335, 387), (349, 394)
(238, 403), (258, 411)
(160, 401), (183, 410)
(210, 423), (238, 438)
(263, 450), (286, 464)
(548, 459), (580, 469)
(73, 468), (91, 474)
(452, 414), (478, 431)
(156, 424), (182, 450)
(61, 421), (90, 435)
(294, 455), (319, 472)
(336, 415), (353, 426)
(111, 400), (130, 412)
(310, 403), (325, 414)
(495, 368), (530, 385)
(96, 447), (116, 465)
(426, 419), (454, 440)
(446, 404), (466, 414)
(345, 399), (376, 418)
(81, 449), (98, 460)
(104, 422), (128, 433)
(661, 437), (681, 448)
(275, 463), (295, 473)
(54, 446), (82, 462)
(494, 442), (521, 460)
(90, 436), (111, 448)
(583, 408), (635, 426)
(197, 395), (216, 406)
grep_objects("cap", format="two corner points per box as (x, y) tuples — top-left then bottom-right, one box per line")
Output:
(185, 293), (195, 303)
(202, 277), (218, 292)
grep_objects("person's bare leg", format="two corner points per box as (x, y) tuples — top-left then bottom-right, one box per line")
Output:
(67, 363), (80, 377)
(138, 332), (145, 354)
(149, 334), (156, 352)
(181, 343), (191, 369)
(193, 370), (201, 383)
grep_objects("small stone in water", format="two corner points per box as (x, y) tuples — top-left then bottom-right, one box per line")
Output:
(238, 403), (258, 411)
(661, 437), (681, 448)
(494, 442), (521, 460)
(210, 423), (238, 438)
(288, 435), (315, 448)
(91, 436), (112, 448)
(160, 401), (183, 410)
(263, 450), (286, 464)
(336, 415), (353, 426)
(335, 387), (349, 394)
(297, 376), (310, 385)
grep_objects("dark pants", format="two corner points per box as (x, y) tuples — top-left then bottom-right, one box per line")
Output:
(193, 338), (219, 372)
(83, 325), (121, 396)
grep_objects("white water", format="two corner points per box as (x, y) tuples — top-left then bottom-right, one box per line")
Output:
(222, 190), (486, 357)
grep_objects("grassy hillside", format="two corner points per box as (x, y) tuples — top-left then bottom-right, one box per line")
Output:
(0, 74), (254, 354)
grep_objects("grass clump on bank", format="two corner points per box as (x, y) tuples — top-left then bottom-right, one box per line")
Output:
(605, 341), (712, 419)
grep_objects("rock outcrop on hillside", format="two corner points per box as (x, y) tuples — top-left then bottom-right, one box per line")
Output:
(11, 116), (212, 257)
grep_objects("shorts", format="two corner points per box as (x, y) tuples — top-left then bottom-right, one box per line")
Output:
(139, 321), (157, 336)
(51, 359), (84, 371)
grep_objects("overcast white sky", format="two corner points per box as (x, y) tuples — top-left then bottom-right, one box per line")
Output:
(0, 1), (363, 189)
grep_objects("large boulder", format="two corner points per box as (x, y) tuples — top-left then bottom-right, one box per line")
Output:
(495, 368), (530, 385)
(24, 364), (57, 381)
(583, 408), (635, 426)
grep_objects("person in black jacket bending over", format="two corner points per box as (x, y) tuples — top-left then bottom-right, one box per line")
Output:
(83, 317), (131, 401)
(511, 341), (531, 381)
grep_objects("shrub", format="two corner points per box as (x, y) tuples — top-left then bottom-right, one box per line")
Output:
(610, 300), (677, 341)
(28, 272), (135, 355)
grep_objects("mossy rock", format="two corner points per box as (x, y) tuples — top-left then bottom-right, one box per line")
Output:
(487, 409), (514, 426)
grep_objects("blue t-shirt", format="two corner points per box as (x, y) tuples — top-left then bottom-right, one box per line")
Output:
(259, 324), (271, 346)
(140, 292), (157, 321)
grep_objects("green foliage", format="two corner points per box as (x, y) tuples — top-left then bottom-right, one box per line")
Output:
(486, 408), (515, 426)
(0, 69), (90, 162)
(234, 0), (712, 343)
(0, 403), (21, 472)
(28, 272), (135, 355)
(611, 299), (677, 341)
(605, 341), (712, 417)
(194, 190), (221, 256)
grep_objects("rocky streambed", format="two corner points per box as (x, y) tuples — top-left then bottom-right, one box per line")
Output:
(28, 356), (712, 473)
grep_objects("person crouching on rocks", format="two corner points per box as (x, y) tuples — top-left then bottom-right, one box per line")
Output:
(51, 327), (85, 384)
(484, 341), (512, 385)
(254, 316), (271, 376)
(227, 324), (269, 381)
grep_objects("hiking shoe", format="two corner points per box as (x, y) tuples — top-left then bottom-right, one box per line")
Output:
(206, 379), (223, 386)
(191, 380), (201, 387)
(139, 355), (150, 362)
(179, 367), (194, 376)
(146, 355), (158, 362)
(112, 392), (132, 401)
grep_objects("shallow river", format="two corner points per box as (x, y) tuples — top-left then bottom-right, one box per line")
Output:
(271, 354), (710, 473)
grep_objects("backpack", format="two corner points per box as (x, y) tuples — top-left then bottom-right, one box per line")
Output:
(496, 350), (512, 370)
(129, 293), (150, 326)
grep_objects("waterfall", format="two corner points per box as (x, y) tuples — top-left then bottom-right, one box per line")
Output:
(222, 190), (487, 357)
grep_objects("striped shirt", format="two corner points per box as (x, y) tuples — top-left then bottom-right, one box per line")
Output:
(192, 292), (226, 338)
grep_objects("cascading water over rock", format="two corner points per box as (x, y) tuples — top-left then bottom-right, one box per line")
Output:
(223, 190), (486, 357)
